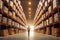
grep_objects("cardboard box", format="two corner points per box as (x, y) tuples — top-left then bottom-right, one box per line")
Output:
(46, 27), (51, 35)
(15, 28), (19, 34)
(2, 29), (9, 37)
(48, 6), (52, 13)
(0, 14), (2, 23)
(10, 1), (13, 7)
(8, 19), (11, 25)
(14, 22), (17, 27)
(18, 1), (21, 5)
(13, 12), (16, 19)
(13, 5), (16, 10)
(11, 21), (14, 26)
(53, 0), (60, 9)
(0, 29), (9, 37)
(54, 28), (60, 37)
(46, 12), (48, 17)
(44, 21), (46, 26)
(9, 11), (12, 16)
(52, 27), (55, 36)
(43, 14), (46, 19)
(45, 1), (47, 7)
(49, 17), (53, 24)
(48, 0), (50, 3)
(54, 13), (58, 22)
(52, 26), (60, 37)
(8, 28), (15, 35)
(53, 0), (57, 9)
(2, 17), (7, 24)
(17, 23), (19, 27)
(46, 19), (49, 25)
(6, 0), (9, 3)
(0, 0), (3, 9)
(3, 6), (8, 14)
(13, 0), (16, 3)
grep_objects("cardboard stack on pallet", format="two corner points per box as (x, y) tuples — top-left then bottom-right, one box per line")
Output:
(46, 27), (51, 35)
(8, 27), (15, 35)
(52, 26), (60, 37)
(0, 29), (9, 37)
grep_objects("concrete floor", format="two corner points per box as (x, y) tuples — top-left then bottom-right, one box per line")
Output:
(0, 31), (60, 40)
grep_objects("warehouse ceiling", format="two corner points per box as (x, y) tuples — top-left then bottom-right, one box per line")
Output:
(20, 0), (39, 20)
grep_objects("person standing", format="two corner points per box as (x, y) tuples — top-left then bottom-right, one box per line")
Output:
(27, 26), (30, 37)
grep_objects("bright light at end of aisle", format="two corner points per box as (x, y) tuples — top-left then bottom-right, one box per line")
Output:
(30, 25), (34, 30)
(30, 25), (34, 37)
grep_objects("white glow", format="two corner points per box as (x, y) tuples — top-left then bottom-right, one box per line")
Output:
(30, 26), (34, 37)
(30, 25), (34, 30)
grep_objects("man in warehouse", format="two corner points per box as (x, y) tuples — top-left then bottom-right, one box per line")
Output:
(27, 26), (30, 37)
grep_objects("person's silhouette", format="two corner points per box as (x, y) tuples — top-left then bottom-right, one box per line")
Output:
(27, 26), (30, 37)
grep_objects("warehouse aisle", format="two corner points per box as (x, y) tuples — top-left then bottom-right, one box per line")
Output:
(0, 31), (60, 40)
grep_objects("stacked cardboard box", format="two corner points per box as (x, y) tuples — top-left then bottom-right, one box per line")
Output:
(10, 1), (13, 7)
(9, 11), (12, 17)
(14, 22), (17, 27)
(53, 0), (60, 9)
(48, 0), (51, 3)
(48, 6), (52, 13)
(8, 28), (15, 35)
(52, 26), (60, 37)
(13, 12), (16, 19)
(0, 0), (3, 9)
(13, 5), (16, 11)
(43, 14), (46, 19)
(52, 27), (55, 36)
(0, 28), (9, 37)
(11, 21), (14, 26)
(46, 12), (48, 17)
(45, 1), (47, 7)
(53, 0), (57, 9)
(44, 21), (46, 26)
(46, 19), (49, 25)
(46, 27), (51, 35)
(3, 6), (8, 14)
(6, 0), (9, 3)
(54, 13), (59, 22)
(0, 14), (2, 23)
(49, 17), (53, 24)
(54, 27), (60, 37)
(2, 29), (9, 37)
(8, 19), (12, 25)
(0, 0), (26, 37)
(2, 17), (7, 24)
(15, 28), (19, 34)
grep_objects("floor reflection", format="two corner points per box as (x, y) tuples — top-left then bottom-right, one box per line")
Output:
(0, 31), (60, 40)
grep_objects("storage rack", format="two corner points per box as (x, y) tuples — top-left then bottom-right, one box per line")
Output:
(34, 0), (60, 37)
(0, 0), (27, 37)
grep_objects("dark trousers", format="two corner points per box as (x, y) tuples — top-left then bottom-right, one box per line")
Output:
(28, 31), (30, 36)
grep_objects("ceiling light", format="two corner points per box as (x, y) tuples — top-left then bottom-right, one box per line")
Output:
(28, 2), (31, 5)
(29, 12), (31, 14)
(29, 14), (31, 17)
(28, 8), (31, 10)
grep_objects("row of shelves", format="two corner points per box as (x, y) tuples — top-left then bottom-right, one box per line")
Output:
(35, 6), (60, 26)
(0, 14), (26, 29)
(0, 0), (26, 27)
(34, 0), (52, 23)
(34, 0), (60, 27)
(35, 24), (60, 37)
